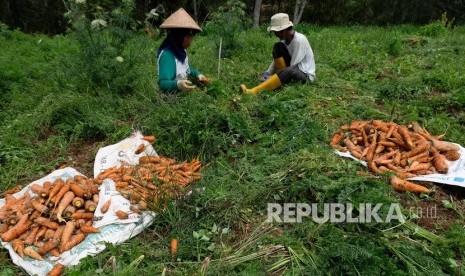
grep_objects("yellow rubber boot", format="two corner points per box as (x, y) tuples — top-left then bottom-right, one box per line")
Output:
(274, 57), (286, 72)
(240, 74), (281, 94)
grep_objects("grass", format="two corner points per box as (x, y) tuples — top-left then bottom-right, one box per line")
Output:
(1, 22), (465, 275)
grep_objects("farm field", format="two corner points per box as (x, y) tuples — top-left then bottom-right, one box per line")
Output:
(1, 21), (465, 275)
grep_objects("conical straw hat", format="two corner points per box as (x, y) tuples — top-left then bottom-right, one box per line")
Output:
(160, 8), (202, 31)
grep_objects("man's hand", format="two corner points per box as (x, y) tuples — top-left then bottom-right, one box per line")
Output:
(177, 80), (196, 91)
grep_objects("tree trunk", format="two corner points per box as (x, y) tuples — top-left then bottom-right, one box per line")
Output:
(293, 0), (307, 25)
(193, 0), (198, 23)
(252, 0), (263, 28)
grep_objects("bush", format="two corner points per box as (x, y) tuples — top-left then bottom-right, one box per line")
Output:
(203, 0), (250, 58)
(63, 0), (148, 95)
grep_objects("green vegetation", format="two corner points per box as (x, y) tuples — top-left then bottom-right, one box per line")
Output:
(1, 17), (465, 275)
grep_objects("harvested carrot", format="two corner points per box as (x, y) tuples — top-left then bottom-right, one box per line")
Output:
(390, 176), (430, 194)
(70, 183), (86, 198)
(431, 139), (459, 152)
(72, 197), (84, 208)
(135, 144), (145, 154)
(430, 147), (449, 173)
(64, 205), (76, 218)
(92, 194), (99, 204)
(12, 239), (25, 258)
(170, 238), (178, 258)
(61, 233), (85, 253)
(24, 246), (44, 261)
(35, 217), (59, 230)
(47, 263), (65, 276)
(84, 200), (97, 212)
(31, 199), (49, 213)
(53, 184), (71, 206)
(100, 199), (112, 214)
(115, 210), (128, 219)
(46, 178), (64, 205)
(329, 131), (344, 147)
(80, 225), (99, 234)
(56, 191), (76, 223)
(59, 221), (75, 252)
(444, 150), (460, 161)
(37, 237), (59, 255)
(71, 212), (94, 220)
(142, 135), (156, 143)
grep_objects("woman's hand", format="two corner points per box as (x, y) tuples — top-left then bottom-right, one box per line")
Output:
(177, 80), (196, 91)
(198, 75), (212, 84)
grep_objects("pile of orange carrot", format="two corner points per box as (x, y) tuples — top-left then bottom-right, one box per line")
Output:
(330, 120), (461, 193)
(0, 175), (100, 270)
(95, 155), (202, 212)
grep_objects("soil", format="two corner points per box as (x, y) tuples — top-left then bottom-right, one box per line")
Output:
(57, 140), (103, 178)
(399, 181), (465, 234)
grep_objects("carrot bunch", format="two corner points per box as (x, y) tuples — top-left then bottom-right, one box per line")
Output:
(0, 175), (101, 274)
(330, 120), (461, 193)
(95, 155), (202, 212)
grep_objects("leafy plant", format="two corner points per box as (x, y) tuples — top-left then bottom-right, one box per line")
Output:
(63, 0), (148, 95)
(203, 0), (250, 57)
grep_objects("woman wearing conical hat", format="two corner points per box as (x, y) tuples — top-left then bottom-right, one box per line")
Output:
(157, 8), (211, 93)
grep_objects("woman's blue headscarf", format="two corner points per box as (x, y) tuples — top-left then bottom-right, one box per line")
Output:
(157, 28), (194, 63)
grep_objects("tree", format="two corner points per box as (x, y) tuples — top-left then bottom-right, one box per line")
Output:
(252, 0), (263, 28)
(293, 0), (307, 25)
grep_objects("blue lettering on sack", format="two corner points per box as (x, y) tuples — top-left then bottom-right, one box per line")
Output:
(453, 177), (464, 182)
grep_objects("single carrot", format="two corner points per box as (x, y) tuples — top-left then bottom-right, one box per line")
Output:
(47, 263), (65, 276)
(170, 238), (178, 258)
(23, 246), (44, 261)
(329, 131), (344, 147)
(97, 166), (118, 180)
(72, 197), (84, 208)
(49, 248), (60, 257)
(80, 225), (99, 234)
(71, 212), (94, 220)
(70, 183), (86, 198)
(61, 233), (86, 253)
(59, 221), (75, 252)
(390, 176), (430, 193)
(84, 200), (97, 212)
(44, 228), (55, 241)
(92, 194), (99, 204)
(53, 184), (71, 206)
(401, 141), (430, 159)
(430, 147), (449, 173)
(31, 199), (49, 213)
(135, 144), (146, 154)
(142, 135), (156, 143)
(100, 199), (112, 214)
(12, 239), (25, 258)
(35, 217), (59, 230)
(64, 205), (76, 218)
(37, 237), (59, 255)
(115, 210), (128, 219)
(431, 139), (459, 152)
(56, 191), (76, 223)
(46, 178), (65, 205)
(444, 150), (460, 161)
